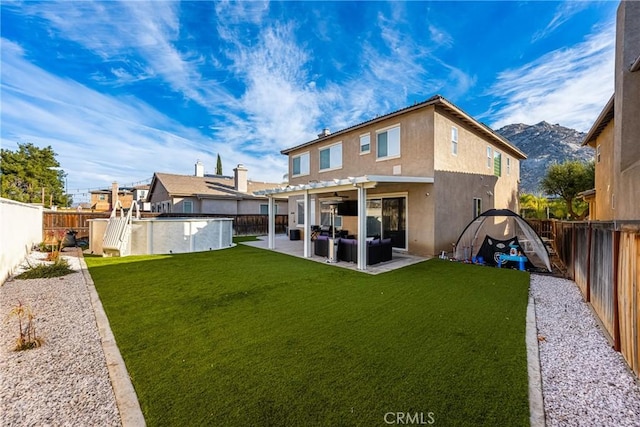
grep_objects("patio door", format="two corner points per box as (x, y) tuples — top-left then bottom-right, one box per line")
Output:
(366, 196), (406, 249)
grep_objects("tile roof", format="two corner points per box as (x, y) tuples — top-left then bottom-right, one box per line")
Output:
(150, 172), (282, 199)
(281, 94), (526, 159)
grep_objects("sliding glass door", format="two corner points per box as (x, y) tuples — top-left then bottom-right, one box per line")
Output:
(366, 196), (406, 249)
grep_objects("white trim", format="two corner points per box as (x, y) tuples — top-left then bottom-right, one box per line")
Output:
(359, 133), (371, 155)
(291, 151), (310, 177)
(375, 124), (401, 160)
(451, 126), (458, 156)
(318, 141), (343, 172)
(365, 192), (409, 251)
(254, 175), (434, 197)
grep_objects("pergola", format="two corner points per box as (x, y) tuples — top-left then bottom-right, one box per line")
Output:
(255, 175), (434, 270)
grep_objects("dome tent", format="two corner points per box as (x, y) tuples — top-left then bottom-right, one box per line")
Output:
(453, 209), (551, 272)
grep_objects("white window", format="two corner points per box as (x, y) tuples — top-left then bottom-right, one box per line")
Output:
(487, 147), (493, 168)
(360, 134), (371, 154)
(596, 145), (601, 163)
(473, 198), (482, 218)
(493, 152), (502, 177)
(183, 200), (193, 214)
(292, 152), (310, 177)
(319, 142), (342, 171)
(451, 126), (458, 155)
(377, 125), (401, 159)
(506, 157), (511, 175)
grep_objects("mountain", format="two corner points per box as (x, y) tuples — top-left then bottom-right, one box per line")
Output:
(496, 121), (594, 194)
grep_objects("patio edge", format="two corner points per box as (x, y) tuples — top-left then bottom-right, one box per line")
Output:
(77, 250), (146, 427)
(527, 293), (546, 427)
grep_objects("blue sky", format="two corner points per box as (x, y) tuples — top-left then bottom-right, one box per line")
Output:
(1, 1), (618, 202)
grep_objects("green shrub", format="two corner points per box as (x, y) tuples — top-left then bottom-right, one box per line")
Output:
(16, 258), (73, 279)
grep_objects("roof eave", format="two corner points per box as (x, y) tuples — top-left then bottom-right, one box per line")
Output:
(280, 95), (526, 159)
(280, 95), (443, 155)
(582, 94), (615, 147)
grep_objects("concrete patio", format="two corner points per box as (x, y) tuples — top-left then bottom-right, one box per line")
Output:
(241, 234), (428, 274)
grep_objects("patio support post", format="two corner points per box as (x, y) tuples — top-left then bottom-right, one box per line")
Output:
(356, 184), (367, 270)
(267, 196), (275, 250)
(303, 190), (311, 258)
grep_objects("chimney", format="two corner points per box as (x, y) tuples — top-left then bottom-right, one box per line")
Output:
(111, 181), (118, 210)
(195, 160), (204, 177)
(234, 164), (248, 193)
(318, 128), (331, 138)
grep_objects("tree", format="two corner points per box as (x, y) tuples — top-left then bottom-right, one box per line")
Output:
(215, 154), (223, 175)
(540, 160), (594, 220)
(519, 193), (549, 219)
(1, 142), (70, 206)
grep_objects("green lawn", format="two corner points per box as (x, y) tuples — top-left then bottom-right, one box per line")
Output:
(86, 243), (530, 426)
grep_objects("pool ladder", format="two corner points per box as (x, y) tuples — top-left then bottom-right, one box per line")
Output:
(102, 200), (140, 257)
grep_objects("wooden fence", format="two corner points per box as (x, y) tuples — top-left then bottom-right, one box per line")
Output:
(553, 220), (640, 378)
(42, 211), (288, 239)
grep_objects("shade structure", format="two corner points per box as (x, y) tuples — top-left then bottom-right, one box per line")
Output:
(454, 209), (552, 272)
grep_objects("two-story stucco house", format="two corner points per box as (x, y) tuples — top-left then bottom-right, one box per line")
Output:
(258, 95), (526, 269)
(581, 1), (640, 221)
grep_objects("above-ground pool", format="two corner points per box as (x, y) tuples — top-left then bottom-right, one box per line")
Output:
(89, 217), (234, 256)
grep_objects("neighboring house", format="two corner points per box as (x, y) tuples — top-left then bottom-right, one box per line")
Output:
(147, 161), (287, 215)
(132, 184), (151, 212)
(89, 182), (134, 211)
(581, 1), (640, 220)
(258, 94), (526, 266)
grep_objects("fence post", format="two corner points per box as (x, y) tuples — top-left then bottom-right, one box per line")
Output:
(571, 222), (577, 280)
(613, 229), (621, 352)
(586, 223), (592, 303)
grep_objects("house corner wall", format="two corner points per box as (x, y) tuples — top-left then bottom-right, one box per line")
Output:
(615, 1), (640, 220)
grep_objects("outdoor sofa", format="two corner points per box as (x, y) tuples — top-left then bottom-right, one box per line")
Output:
(314, 235), (392, 265)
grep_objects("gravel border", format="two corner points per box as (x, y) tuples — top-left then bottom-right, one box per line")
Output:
(531, 274), (640, 426)
(0, 250), (122, 426)
(2, 253), (639, 426)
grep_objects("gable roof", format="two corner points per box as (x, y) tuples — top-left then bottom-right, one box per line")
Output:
(148, 173), (281, 200)
(281, 94), (526, 159)
(582, 94), (615, 147)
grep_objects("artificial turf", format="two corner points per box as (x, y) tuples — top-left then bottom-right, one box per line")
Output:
(86, 243), (531, 426)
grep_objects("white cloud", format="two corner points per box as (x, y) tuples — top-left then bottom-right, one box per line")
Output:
(0, 38), (285, 202)
(487, 23), (615, 132)
(22, 1), (227, 108)
(532, 1), (591, 43)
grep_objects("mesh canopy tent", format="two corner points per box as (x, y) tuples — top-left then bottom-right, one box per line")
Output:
(453, 209), (551, 272)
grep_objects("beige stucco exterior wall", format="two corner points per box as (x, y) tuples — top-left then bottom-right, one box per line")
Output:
(432, 171), (499, 255)
(433, 110), (521, 211)
(287, 106), (437, 186)
(614, 1), (640, 220)
(148, 183), (170, 205)
(592, 120), (616, 220)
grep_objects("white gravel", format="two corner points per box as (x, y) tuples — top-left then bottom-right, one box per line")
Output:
(531, 274), (640, 426)
(0, 250), (121, 427)
(2, 253), (639, 426)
